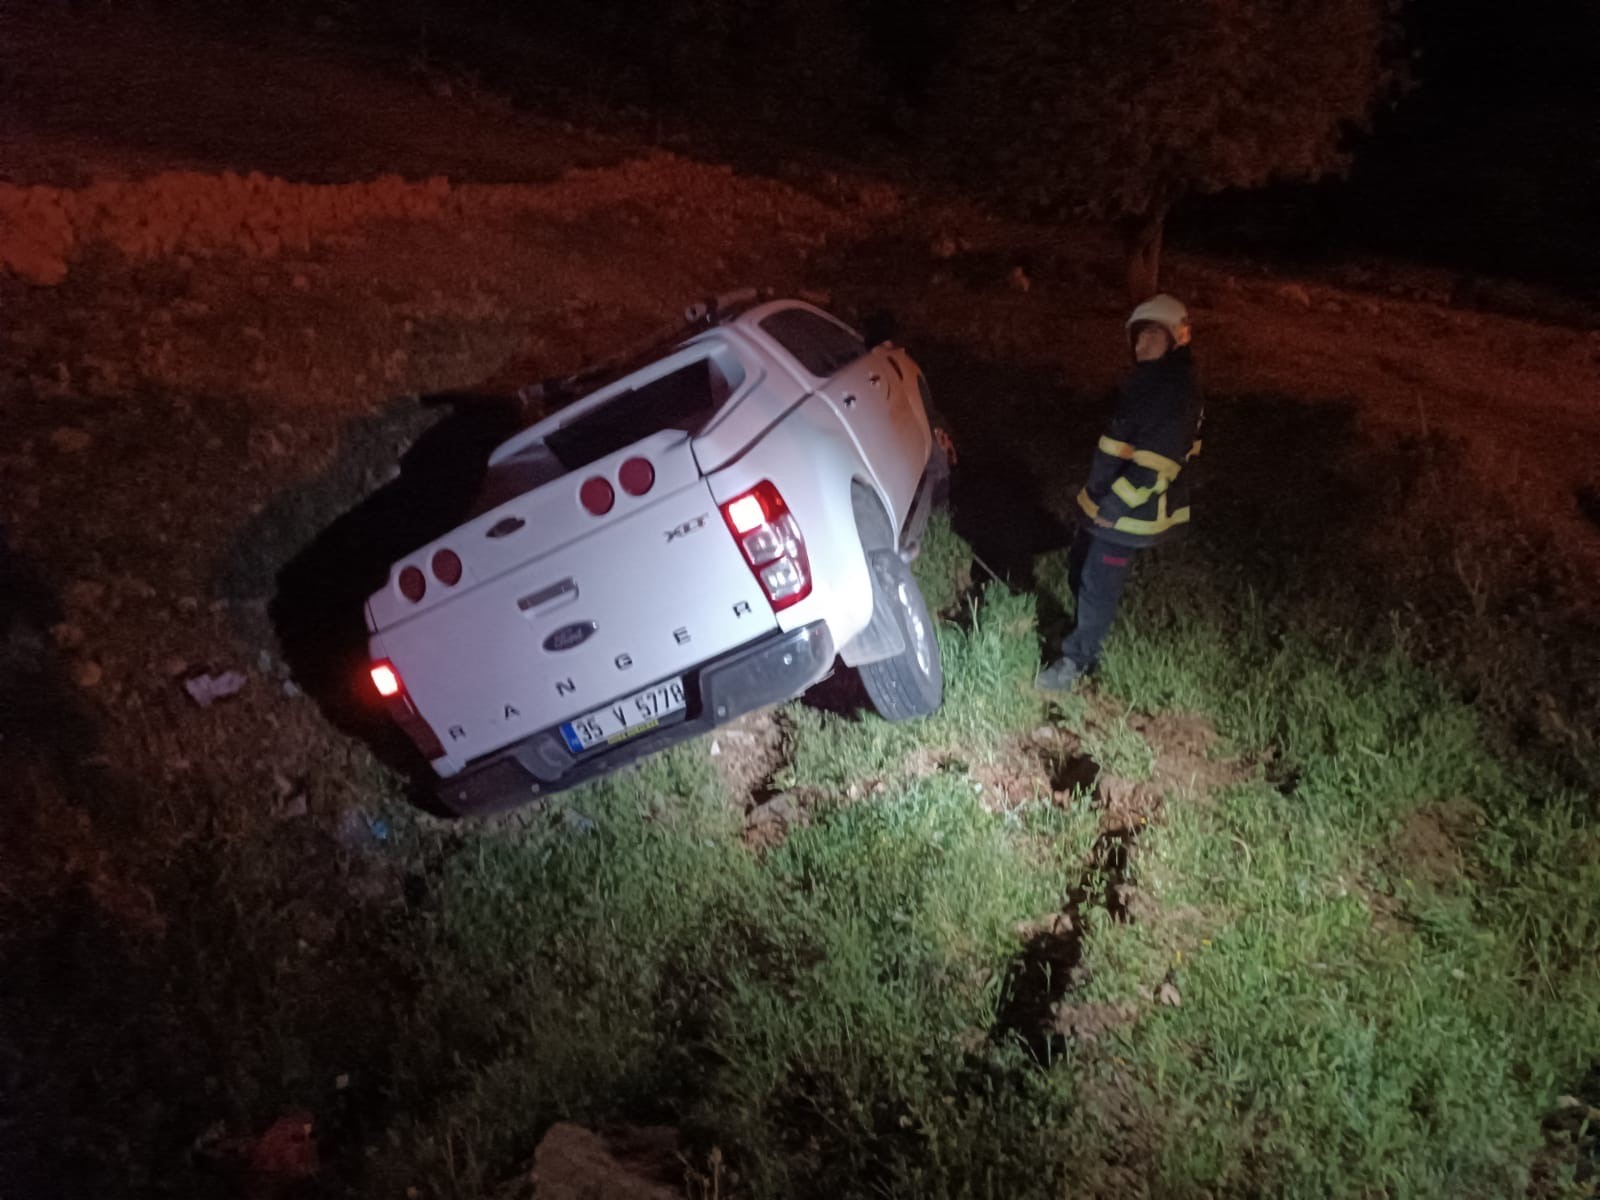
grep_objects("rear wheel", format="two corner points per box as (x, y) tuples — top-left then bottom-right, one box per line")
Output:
(859, 549), (943, 721)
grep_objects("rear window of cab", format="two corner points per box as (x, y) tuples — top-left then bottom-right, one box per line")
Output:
(544, 350), (745, 471)
(759, 308), (866, 378)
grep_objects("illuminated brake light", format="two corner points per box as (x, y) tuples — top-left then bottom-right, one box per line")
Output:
(370, 662), (401, 697)
(369, 659), (446, 760)
(719, 481), (812, 611)
(726, 493), (765, 534)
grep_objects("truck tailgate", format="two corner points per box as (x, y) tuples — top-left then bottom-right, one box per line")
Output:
(369, 435), (776, 772)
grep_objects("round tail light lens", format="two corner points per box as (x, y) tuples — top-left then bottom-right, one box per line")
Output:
(398, 566), (426, 603)
(432, 548), (463, 586)
(579, 476), (615, 515)
(618, 456), (655, 497)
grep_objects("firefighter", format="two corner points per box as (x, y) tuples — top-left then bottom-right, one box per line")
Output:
(1037, 294), (1203, 691)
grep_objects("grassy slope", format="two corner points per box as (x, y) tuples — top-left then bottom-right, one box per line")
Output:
(351, 500), (1598, 1199)
(2, 27), (1599, 1198)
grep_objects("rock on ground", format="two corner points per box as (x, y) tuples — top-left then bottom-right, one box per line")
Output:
(506, 1124), (682, 1199)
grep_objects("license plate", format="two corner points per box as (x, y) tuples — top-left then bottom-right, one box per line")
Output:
(560, 677), (687, 753)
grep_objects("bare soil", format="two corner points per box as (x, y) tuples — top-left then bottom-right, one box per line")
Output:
(0, 6), (625, 186)
(1387, 800), (1477, 888)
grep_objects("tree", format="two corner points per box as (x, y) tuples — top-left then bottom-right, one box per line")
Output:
(931, 0), (1406, 300)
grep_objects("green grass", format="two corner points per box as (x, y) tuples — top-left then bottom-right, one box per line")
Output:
(328, 475), (1595, 1199)
(775, 576), (1044, 792)
(374, 749), (1097, 1197)
(1032, 511), (1600, 1196)
(9, 481), (1598, 1197)
(1079, 710), (1156, 782)
(350, 500), (1600, 1198)
(1074, 766), (1600, 1197)
(911, 509), (975, 618)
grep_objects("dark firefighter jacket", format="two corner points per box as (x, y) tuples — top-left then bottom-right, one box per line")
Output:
(1076, 346), (1204, 549)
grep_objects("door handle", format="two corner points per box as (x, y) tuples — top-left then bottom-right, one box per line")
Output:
(867, 372), (882, 386)
(842, 393), (857, 408)
(518, 577), (578, 617)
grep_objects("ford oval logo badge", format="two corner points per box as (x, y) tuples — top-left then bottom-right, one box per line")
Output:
(543, 621), (598, 652)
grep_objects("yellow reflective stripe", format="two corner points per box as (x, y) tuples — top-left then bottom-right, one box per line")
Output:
(1111, 477), (1146, 507)
(1131, 448), (1183, 476)
(1083, 487), (1189, 536)
(1098, 435), (1182, 477)
(1112, 472), (1174, 508)
(1112, 476), (1152, 508)
(1112, 505), (1190, 536)
(1188, 439), (1202, 460)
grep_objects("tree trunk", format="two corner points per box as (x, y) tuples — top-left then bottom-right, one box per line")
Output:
(1118, 208), (1166, 304)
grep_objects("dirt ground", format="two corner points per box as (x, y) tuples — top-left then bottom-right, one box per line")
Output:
(0, 6), (626, 186)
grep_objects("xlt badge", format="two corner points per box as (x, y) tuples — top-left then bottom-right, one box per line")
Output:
(666, 513), (709, 542)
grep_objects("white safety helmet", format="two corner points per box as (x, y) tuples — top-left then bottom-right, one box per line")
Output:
(1126, 294), (1191, 348)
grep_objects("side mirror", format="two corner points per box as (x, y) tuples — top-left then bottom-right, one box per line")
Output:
(859, 308), (899, 349)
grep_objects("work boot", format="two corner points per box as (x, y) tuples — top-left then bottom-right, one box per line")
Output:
(1035, 656), (1086, 692)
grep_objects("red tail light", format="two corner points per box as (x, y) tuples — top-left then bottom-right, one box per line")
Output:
(398, 566), (426, 603)
(431, 548), (462, 586)
(719, 481), (812, 611)
(580, 476), (615, 515)
(618, 456), (655, 497)
(368, 659), (445, 760)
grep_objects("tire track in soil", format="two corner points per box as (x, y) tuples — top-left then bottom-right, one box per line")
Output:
(991, 711), (1247, 1062)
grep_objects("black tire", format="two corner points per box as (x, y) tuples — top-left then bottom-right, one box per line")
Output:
(859, 549), (944, 721)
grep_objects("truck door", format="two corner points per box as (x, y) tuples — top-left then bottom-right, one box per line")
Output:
(757, 307), (932, 528)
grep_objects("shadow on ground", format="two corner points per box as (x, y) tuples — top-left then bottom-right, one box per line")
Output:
(908, 334), (1377, 656)
(1, 526), (422, 1198)
(221, 396), (525, 794)
(1579, 486), (1600, 532)
(0, 529), (97, 797)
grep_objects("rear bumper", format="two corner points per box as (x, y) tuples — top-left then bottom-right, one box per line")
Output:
(434, 621), (834, 816)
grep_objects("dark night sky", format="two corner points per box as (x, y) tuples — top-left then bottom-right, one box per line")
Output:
(1180, 0), (1600, 289)
(1406, 0), (1599, 100)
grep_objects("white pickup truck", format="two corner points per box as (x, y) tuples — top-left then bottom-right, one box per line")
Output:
(365, 293), (948, 815)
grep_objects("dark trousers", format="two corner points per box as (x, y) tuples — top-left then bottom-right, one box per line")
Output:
(1059, 530), (1136, 670)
